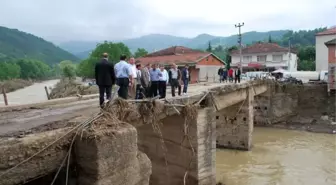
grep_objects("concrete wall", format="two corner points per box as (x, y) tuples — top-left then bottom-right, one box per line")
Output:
(0, 128), (72, 185)
(316, 34), (336, 71)
(136, 107), (216, 185)
(75, 123), (152, 185)
(254, 84), (335, 125)
(216, 87), (254, 150)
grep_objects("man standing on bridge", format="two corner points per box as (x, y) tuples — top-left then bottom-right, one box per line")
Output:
(114, 54), (133, 99)
(95, 53), (116, 108)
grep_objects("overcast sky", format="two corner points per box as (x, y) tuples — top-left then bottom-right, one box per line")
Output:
(0, 0), (335, 43)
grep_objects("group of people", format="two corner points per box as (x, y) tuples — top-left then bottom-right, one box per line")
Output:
(217, 67), (241, 84)
(95, 53), (191, 107)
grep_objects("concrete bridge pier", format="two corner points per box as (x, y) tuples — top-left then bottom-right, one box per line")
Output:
(136, 107), (216, 185)
(216, 86), (254, 150)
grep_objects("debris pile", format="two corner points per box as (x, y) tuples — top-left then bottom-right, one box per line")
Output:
(49, 78), (98, 99)
(0, 79), (33, 93)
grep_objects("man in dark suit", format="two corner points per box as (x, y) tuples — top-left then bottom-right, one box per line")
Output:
(95, 53), (116, 108)
(234, 67), (241, 83)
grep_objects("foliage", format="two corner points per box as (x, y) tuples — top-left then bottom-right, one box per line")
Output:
(276, 28), (327, 47)
(16, 59), (52, 79)
(268, 35), (272, 43)
(0, 26), (79, 65)
(90, 41), (131, 63)
(298, 60), (315, 71)
(297, 46), (316, 71)
(0, 59), (56, 80)
(77, 42), (132, 78)
(134, 48), (148, 58)
(59, 60), (76, 79)
(212, 45), (238, 69)
(0, 62), (21, 80)
(225, 46), (238, 69)
(206, 41), (212, 52)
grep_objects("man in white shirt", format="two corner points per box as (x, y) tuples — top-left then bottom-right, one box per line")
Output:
(158, 64), (169, 99)
(128, 57), (137, 98)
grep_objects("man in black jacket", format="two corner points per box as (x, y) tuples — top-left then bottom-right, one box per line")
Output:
(234, 68), (241, 83)
(95, 53), (116, 107)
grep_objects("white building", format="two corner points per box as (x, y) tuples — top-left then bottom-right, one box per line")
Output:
(315, 27), (336, 71)
(230, 43), (297, 72)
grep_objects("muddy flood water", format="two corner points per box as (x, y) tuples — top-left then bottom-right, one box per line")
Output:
(216, 127), (336, 185)
(0, 80), (59, 106)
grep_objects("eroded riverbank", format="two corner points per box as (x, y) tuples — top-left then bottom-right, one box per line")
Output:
(216, 127), (336, 185)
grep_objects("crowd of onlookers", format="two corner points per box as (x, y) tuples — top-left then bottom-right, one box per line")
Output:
(217, 66), (241, 84)
(94, 53), (191, 108)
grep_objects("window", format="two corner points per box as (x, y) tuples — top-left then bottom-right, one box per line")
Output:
(257, 55), (266, 62)
(243, 56), (252, 63)
(272, 54), (283, 62)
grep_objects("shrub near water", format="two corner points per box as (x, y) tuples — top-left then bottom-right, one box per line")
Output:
(49, 78), (98, 99)
(0, 79), (33, 93)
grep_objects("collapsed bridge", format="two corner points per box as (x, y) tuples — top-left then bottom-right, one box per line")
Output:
(0, 81), (269, 185)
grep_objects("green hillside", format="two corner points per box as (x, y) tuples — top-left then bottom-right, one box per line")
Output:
(59, 30), (289, 59)
(0, 26), (79, 65)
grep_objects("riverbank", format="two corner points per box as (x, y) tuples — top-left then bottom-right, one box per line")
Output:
(255, 114), (336, 134)
(0, 79), (33, 93)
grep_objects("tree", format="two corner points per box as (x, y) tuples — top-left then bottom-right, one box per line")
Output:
(77, 42), (132, 78)
(225, 46), (238, 70)
(15, 59), (51, 80)
(134, 48), (148, 58)
(298, 60), (315, 71)
(90, 41), (131, 63)
(0, 62), (21, 80)
(59, 60), (76, 79)
(206, 42), (212, 52)
(268, 35), (272, 43)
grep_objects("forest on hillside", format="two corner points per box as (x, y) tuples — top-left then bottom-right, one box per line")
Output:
(0, 26), (78, 65)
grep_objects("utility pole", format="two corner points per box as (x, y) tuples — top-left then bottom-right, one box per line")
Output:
(235, 22), (244, 72)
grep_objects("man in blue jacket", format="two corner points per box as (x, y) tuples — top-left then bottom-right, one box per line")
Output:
(181, 64), (191, 95)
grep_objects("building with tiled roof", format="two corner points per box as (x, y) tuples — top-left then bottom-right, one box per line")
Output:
(316, 27), (336, 71)
(230, 42), (298, 72)
(136, 46), (225, 83)
(316, 27), (336, 36)
(324, 38), (336, 92)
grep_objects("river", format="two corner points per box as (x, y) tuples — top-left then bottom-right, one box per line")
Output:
(216, 127), (336, 185)
(0, 79), (59, 106)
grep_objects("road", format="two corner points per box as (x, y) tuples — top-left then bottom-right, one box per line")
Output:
(0, 82), (240, 136)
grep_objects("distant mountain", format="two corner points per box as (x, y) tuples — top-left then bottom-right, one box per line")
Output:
(207, 30), (289, 48)
(59, 30), (289, 59)
(0, 26), (79, 65)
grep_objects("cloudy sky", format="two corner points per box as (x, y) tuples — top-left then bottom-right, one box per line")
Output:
(0, 0), (335, 43)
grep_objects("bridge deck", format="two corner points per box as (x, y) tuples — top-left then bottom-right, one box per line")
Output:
(0, 82), (243, 137)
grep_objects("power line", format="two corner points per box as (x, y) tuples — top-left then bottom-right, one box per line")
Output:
(235, 22), (244, 73)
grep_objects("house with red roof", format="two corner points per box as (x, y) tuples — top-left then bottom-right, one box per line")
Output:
(230, 42), (298, 72)
(324, 38), (336, 93)
(316, 27), (336, 71)
(136, 46), (225, 83)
